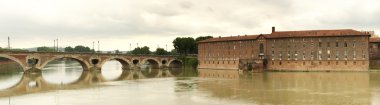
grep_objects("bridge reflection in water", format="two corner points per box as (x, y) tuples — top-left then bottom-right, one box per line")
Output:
(0, 69), (182, 97)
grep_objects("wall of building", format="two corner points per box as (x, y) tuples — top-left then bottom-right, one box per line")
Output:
(266, 36), (369, 71)
(198, 35), (371, 71)
(198, 35), (266, 70)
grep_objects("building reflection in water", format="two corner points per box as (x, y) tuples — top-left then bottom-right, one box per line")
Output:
(198, 69), (380, 105)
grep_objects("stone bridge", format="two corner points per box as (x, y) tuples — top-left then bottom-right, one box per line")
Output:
(0, 51), (183, 71)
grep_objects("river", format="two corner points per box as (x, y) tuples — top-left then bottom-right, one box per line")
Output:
(0, 60), (380, 105)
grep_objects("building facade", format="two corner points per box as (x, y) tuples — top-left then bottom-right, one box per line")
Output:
(369, 37), (380, 69)
(198, 27), (372, 71)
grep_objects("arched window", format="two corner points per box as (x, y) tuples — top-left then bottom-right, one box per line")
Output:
(260, 43), (264, 53)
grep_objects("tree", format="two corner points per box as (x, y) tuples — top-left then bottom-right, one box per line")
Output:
(195, 36), (213, 42)
(170, 49), (178, 55)
(172, 37), (196, 55)
(131, 46), (151, 55)
(64, 45), (93, 52)
(74, 45), (92, 52)
(155, 48), (168, 55)
(37, 46), (55, 52)
(64, 46), (74, 52)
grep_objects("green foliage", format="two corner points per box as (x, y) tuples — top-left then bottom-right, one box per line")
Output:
(170, 49), (178, 55)
(131, 46), (151, 55)
(64, 45), (93, 52)
(154, 48), (169, 55)
(37, 46), (55, 52)
(172, 37), (196, 55)
(0, 47), (28, 52)
(195, 36), (213, 42)
(172, 36), (213, 55)
(64, 46), (74, 52)
(177, 56), (198, 69)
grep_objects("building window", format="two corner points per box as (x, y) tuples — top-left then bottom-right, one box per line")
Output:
(353, 42), (356, 47)
(327, 42), (330, 47)
(336, 51), (339, 60)
(336, 42), (339, 47)
(288, 51), (291, 60)
(344, 42), (348, 47)
(344, 50), (348, 60)
(362, 50), (366, 59)
(303, 51), (306, 60)
(311, 51), (314, 60)
(353, 51), (356, 59)
(295, 51), (298, 60)
(319, 42), (322, 47)
(272, 62), (274, 65)
(279, 62), (282, 65)
(260, 43), (264, 53)
(328, 61), (330, 65)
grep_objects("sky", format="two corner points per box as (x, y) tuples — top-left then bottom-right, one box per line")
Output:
(0, 0), (379, 51)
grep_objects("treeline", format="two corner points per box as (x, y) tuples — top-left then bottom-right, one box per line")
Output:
(0, 47), (28, 52)
(128, 46), (177, 55)
(172, 36), (213, 55)
(36, 45), (93, 52)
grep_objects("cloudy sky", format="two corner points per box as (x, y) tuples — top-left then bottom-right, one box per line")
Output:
(0, 0), (379, 51)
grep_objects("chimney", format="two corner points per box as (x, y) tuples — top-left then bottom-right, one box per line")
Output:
(272, 26), (275, 33)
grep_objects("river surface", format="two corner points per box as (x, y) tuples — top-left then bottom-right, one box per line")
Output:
(0, 60), (380, 105)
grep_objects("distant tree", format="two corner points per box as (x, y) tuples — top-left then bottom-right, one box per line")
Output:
(64, 45), (93, 52)
(195, 36), (213, 42)
(154, 48), (168, 55)
(131, 46), (151, 55)
(64, 46), (74, 52)
(37, 46), (55, 52)
(74, 45), (92, 52)
(115, 50), (120, 54)
(172, 37), (196, 55)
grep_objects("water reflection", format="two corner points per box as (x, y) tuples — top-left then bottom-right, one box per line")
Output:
(198, 69), (380, 105)
(101, 60), (123, 80)
(41, 60), (83, 84)
(1, 59), (380, 105)
(0, 73), (23, 90)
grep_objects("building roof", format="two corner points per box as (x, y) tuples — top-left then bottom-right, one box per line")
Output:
(198, 34), (265, 43)
(370, 37), (380, 43)
(267, 29), (370, 38)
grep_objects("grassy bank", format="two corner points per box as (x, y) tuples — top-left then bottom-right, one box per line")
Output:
(178, 56), (198, 69)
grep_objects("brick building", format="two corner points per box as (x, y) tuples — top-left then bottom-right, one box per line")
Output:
(198, 27), (372, 71)
(369, 37), (380, 69)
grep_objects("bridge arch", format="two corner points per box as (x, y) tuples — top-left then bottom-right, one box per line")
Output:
(0, 54), (27, 71)
(99, 57), (132, 70)
(167, 59), (183, 68)
(141, 58), (161, 69)
(39, 56), (90, 71)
